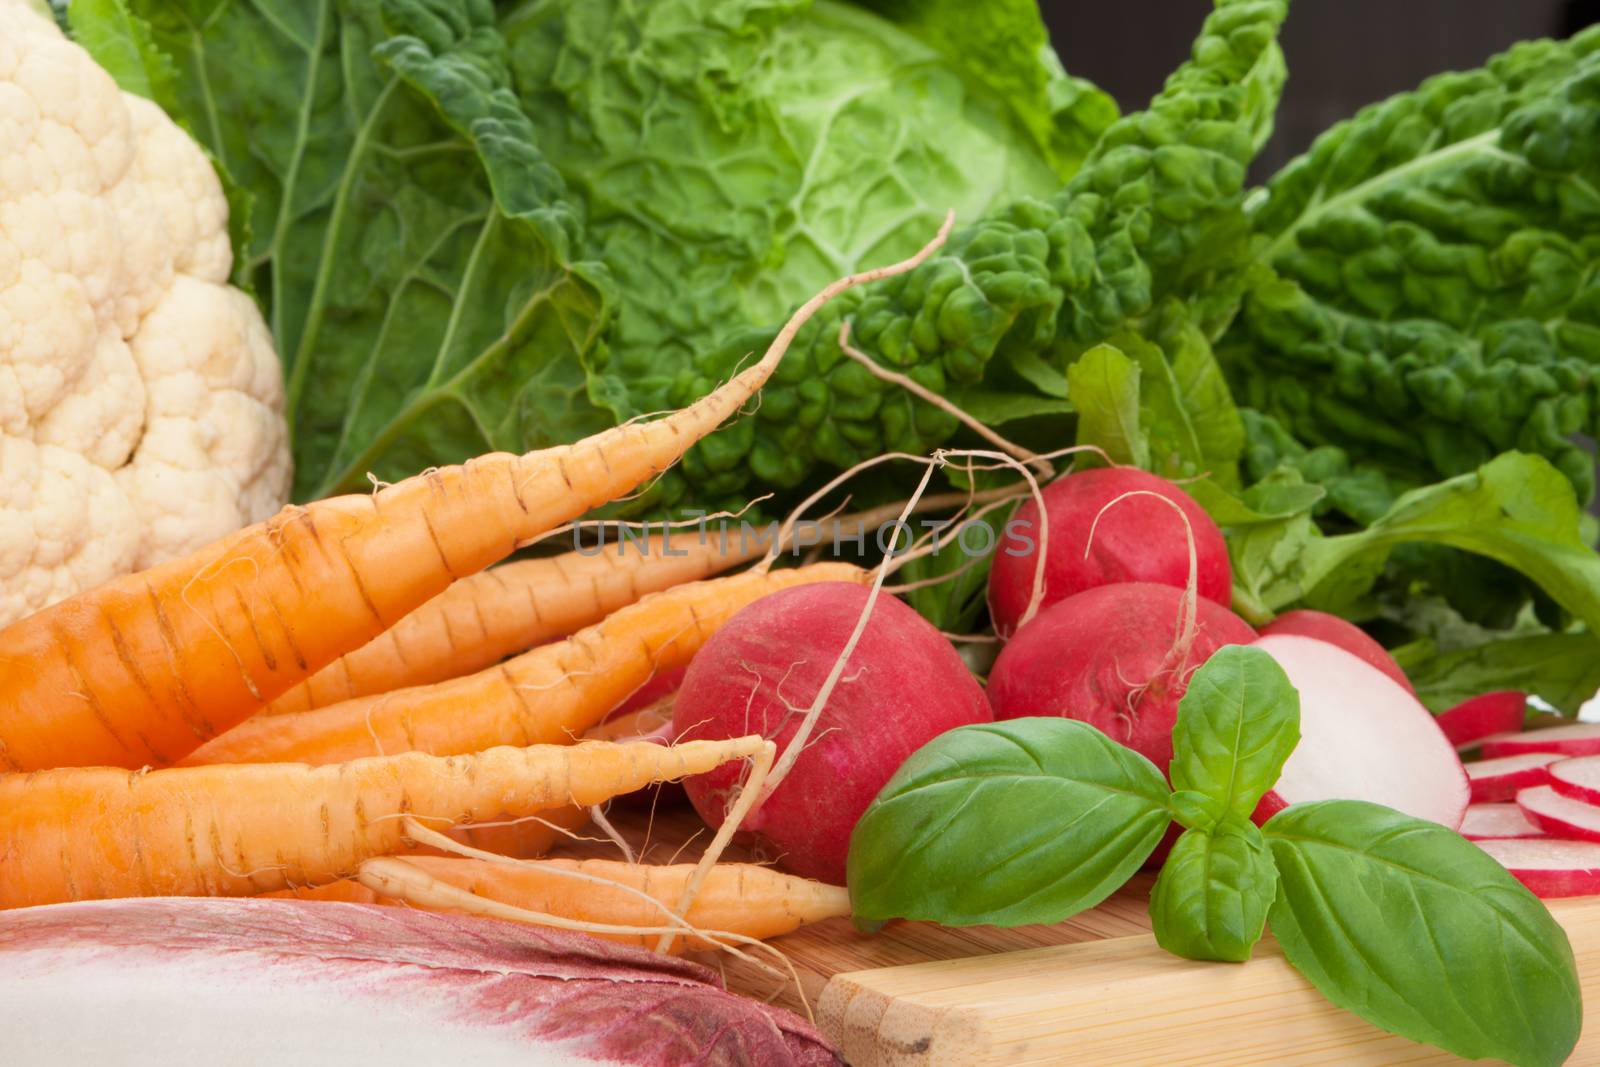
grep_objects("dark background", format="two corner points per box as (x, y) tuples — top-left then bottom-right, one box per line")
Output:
(1042, 0), (1599, 174)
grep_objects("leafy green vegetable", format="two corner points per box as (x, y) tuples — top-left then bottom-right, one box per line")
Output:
(1402, 632), (1600, 715)
(92, 0), (614, 499)
(897, 525), (998, 634)
(1225, 27), (1600, 506)
(1265, 801), (1582, 1067)
(830, 0), (1117, 179)
(1169, 645), (1300, 819)
(503, 0), (1110, 503)
(547, 0), (1287, 501)
(1068, 344), (1146, 468)
(66, 0), (176, 106)
(847, 719), (1170, 927)
(1232, 452), (1600, 635)
(1149, 819), (1276, 963)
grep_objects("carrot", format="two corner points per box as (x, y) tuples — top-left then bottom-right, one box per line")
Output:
(264, 533), (756, 716)
(182, 563), (865, 766)
(0, 736), (767, 909)
(413, 804), (595, 860)
(0, 221), (950, 773)
(349, 855), (850, 951)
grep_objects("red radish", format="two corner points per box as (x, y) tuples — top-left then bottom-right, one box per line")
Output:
(986, 467), (1230, 638)
(1435, 691), (1527, 749)
(0, 898), (837, 1064)
(1551, 756), (1600, 807)
(1258, 610), (1413, 694)
(1250, 635), (1468, 828)
(609, 666), (687, 721)
(1482, 722), (1600, 758)
(674, 582), (991, 884)
(1476, 837), (1600, 898)
(987, 582), (1256, 775)
(1460, 804), (1543, 841)
(1467, 752), (1562, 802)
(1519, 785), (1600, 842)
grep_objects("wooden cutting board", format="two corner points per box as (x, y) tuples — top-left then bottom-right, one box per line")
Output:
(591, 803), (1600, 1065)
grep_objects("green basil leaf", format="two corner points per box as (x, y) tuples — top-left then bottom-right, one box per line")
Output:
(1067, 343), (1148, 469)
(1150, 818), (1277, 962)
(1168, 789), (1225, 832)
(847, 719), (1171, 927)
(1170, 645), (1300, 818)
(1265, 800), (1582, 1067)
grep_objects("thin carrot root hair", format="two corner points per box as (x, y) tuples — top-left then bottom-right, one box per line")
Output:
(837, 320), (1050, 478)
(524, 496), (772, 553)
(1086, 488), (1201, 675)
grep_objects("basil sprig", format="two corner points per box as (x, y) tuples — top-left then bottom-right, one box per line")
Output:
(846, 644), (1582, 1066)
(847, 719), (1169, 927)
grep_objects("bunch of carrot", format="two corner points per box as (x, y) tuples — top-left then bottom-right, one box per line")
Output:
(0, 221), (952, 956)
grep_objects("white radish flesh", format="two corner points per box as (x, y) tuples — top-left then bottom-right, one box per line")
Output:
(1482, 722), (1600, 758)
(0, 898), (837, 1067)
(1476, 837), (1600, 898)
(1460, 804), (1544, 841)
(1550, 756), (1600, 807)
(1518, 785), (1600, 842)
(1252, 635), (1468, 828)
(1466, 752), (1562, 803)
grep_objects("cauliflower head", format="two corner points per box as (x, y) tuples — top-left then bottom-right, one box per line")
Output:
(0, 0), (290, 625)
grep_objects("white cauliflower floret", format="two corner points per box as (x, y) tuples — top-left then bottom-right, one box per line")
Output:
(0, 1), (290, 625)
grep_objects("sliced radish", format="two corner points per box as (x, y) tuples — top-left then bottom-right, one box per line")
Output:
(1435, 691), (1525, 749)
(1481, 722), (1600, 758)
(1518, 785), (1600, 842)
(1466, 752), (1562, 802)
(1476, 837), (1600, 898)
(1251, 635), (1468, 828)
(1550, 756), (1600, 807)
(1460, 804), (1544, 841)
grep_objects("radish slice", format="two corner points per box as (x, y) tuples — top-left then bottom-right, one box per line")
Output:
(1466, 752), (1562, 802)
(0, 898), (837, 1066)
(1476, 837), (1600, 898)
(1252, 635), (1468, 828)
(1482, 722), (1600, 758)
(1460, 804), (1544, 841)
(1550, 756), (1600, 807)
(1435, 691), (1525, 750)
(1518, 785), (1600, 842)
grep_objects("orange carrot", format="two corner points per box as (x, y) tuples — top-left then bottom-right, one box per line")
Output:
(264, 533), (757, 716)
(0, 736), (766, 909)
(182, 563), (864, 766)
(0, 222), (949, 773)
(351, 855), (850, 951)
(429, 805), (595, 860)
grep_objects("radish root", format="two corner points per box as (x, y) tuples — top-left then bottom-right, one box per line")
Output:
(837, 321), (1050, 477)
(1086, 488), (1201, 684)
